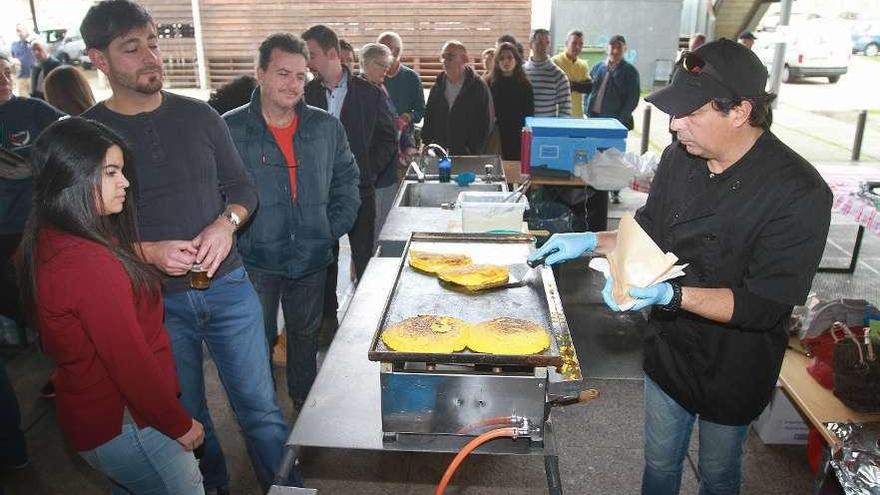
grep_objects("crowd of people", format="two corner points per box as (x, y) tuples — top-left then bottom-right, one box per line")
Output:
(0, 1), (831, 495)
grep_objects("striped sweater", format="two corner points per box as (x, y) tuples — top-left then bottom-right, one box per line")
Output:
(523, 58), (572, 117)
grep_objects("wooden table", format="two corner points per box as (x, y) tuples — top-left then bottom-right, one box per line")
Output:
(502, 160), (587, 187)
(778, 340), (880, 447)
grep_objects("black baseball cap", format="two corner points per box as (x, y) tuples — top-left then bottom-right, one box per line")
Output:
(738, 31), (757, 41)
(645, 38), (768, 116)
(609, 34), (626, 46)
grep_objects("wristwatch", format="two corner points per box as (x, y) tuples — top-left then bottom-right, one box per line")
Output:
(660, 281), (683, 313)
(220, 210), (241, 230)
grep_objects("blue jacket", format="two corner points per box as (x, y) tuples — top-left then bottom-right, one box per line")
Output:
(304, 67), (397, 197)
(223, 91), (360, 278)
(585, 60), (640, 130)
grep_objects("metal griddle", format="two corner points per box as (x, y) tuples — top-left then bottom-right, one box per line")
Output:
(367, 232), (571, 367)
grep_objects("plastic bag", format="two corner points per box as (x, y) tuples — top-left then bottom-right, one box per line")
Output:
(632, 151), (660, 190)
(797, 298), (874, 341)
(574, 148), (659, 191)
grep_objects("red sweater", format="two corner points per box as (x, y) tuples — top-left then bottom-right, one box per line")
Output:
(35, 227), (192, 451)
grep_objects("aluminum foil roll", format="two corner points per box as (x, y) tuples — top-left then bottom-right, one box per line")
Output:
(827, 422), (880, 494)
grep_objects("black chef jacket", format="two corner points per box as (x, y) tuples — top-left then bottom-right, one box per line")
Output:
(635, 131), (832, 426)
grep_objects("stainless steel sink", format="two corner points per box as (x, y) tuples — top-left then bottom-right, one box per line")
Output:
(393, 182), (505, 207)
(405, 155), (505, 182)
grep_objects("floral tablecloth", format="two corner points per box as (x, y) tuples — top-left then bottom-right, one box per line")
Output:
(827, 178), (880, 236)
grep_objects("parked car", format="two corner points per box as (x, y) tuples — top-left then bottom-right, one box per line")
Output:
(42, 28), (67, 48)
(851, 20), (880, 56)
(51, 29), (90, 68)
(754, 17), (853, 84)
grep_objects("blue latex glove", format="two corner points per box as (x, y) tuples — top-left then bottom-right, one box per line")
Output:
(528, 232), (598, 266)
(601, 276), (621, 311)
(455, 172), (476, 186)
(602, 275), (673, 312)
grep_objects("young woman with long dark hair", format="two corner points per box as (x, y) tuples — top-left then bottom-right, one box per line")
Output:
(486, 42), (534, 160)
(16, 117), (205, 495)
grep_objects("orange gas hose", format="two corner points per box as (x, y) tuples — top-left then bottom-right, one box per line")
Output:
(434, 427), (517, 495)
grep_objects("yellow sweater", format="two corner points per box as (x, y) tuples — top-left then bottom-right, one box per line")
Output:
(551, 53), (590, 118)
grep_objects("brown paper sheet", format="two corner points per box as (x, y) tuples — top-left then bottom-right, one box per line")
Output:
(606, 213), (681, 308)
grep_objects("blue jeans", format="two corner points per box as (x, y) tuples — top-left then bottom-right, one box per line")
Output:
(642, 375), (749, 495)
(163, 267), (300, 490)
(79, 424), (203, 495)
(248, 268), (326, 408)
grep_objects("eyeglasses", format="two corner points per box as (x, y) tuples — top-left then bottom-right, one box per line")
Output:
(678, 51), (738, 98)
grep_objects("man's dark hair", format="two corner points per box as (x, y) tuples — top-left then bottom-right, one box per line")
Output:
(208, 75), (257, 115)
(302, 24), (339, 53)
(496, 34), (525, 57)
(711, 94), (776, 130)
(258, 33), (309, 71)
(497, 34), (518, 45)
(339, 39), (357, 62)
(80, 0), (154, 51)
(567, 30), (584, 39)
(530, 29), (550, 43)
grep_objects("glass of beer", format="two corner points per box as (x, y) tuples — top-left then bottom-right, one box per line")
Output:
(190, 263), (210, 290)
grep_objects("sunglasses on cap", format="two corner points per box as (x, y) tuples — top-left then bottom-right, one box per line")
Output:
(678, 51), (738, 99)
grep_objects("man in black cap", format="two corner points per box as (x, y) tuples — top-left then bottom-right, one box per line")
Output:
(530, 38), (831, 494)
(738, 31), (756, 50)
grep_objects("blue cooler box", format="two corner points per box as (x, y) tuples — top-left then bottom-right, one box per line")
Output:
(526, 117), (628, 176)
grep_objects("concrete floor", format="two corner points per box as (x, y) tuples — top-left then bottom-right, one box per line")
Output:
(4, 185), (873, 494)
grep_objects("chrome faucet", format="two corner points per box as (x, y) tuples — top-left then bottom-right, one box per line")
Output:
(423, 143), (450, 160)
(408, 160), (426, 183)
(483, 163), (495, 183)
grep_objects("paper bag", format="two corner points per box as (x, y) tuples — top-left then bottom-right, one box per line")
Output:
(604, 213), (686, 309)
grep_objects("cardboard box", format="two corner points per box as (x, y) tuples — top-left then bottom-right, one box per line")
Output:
(752, 385), (809, 445)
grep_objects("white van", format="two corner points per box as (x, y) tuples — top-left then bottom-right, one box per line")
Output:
(753, 16), (853, 84)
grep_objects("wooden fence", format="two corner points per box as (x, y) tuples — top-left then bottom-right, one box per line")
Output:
(141, 0), (532, 88)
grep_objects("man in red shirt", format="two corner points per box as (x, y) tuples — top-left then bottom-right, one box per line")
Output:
(223, 34), (359, 411)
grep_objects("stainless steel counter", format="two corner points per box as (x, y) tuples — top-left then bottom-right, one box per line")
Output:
(376, 208), (459, 257)
(288, 258), (557, 456)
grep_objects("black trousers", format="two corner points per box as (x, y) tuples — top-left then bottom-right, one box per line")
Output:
(0, 233), (22, 323)
(323, 192), (376, 317)
(0, 358), (27, 466)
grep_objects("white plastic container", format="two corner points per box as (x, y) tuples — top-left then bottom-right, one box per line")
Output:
(457, 191), (529, 233)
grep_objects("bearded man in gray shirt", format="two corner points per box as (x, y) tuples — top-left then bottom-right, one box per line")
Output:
(80, 1), (296, 492)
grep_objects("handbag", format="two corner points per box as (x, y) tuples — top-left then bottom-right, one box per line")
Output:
(831, 322), (880, 413)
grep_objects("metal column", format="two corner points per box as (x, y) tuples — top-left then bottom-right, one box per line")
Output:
(768, 0), (793, 106)
(190, 0), (209, 90)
